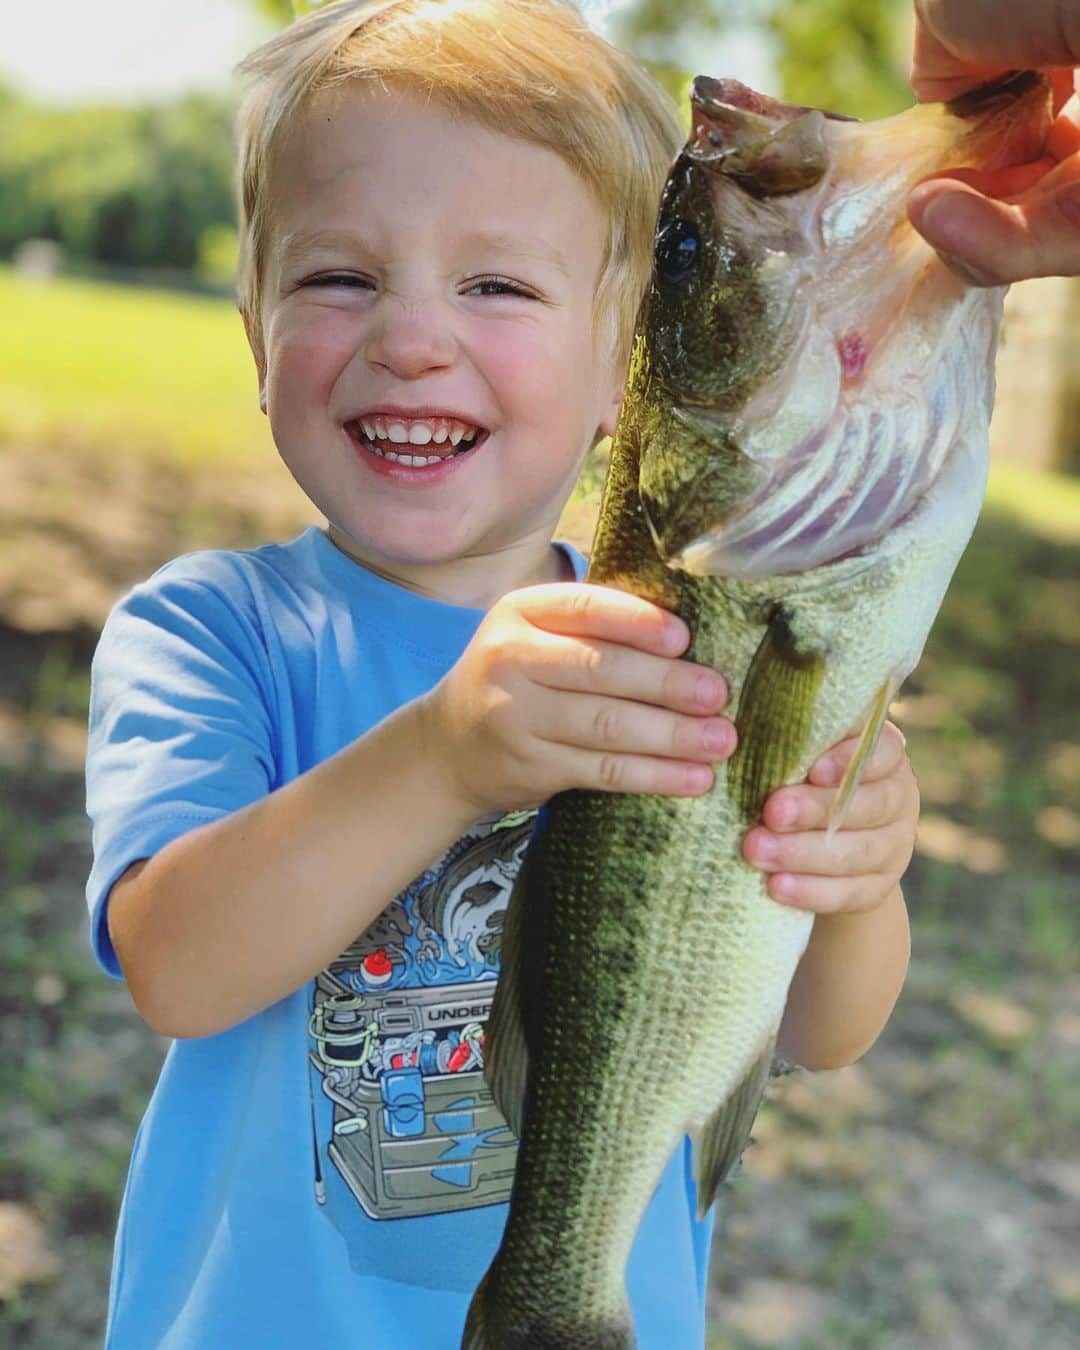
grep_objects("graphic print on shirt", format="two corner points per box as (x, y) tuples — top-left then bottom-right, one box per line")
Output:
(307, 810), (534, 1220)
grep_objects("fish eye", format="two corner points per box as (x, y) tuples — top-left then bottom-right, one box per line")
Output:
(654, 220), (700, 285)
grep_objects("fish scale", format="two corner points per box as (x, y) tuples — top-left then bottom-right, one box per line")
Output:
(463, 70), (1051, 1350)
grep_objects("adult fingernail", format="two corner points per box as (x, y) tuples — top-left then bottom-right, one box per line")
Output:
(935, 248), (999, 287)
(918, 195), (1000, 286)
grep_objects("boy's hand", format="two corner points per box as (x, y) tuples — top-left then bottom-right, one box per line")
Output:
(742, 721), (919, 914)
(419, 584), (735, 816)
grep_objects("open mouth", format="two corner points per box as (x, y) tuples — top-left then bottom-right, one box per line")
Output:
(346, 415), (488, 468)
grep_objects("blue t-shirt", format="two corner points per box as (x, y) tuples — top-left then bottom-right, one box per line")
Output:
(85, 525), (714, 1349)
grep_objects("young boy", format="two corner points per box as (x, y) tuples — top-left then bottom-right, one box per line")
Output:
(85, 2), (918, 1345)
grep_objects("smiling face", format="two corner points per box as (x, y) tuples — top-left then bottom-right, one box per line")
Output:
(252, 84), (624, 603)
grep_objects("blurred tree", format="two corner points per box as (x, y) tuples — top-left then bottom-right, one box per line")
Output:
(244, 0), (914, 118)
(611, 0), (913, 118)
(0, 93), (235, 271)
(766, 0), (913, 118)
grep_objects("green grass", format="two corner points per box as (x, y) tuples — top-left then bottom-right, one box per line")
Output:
(0, 265), (272, 466)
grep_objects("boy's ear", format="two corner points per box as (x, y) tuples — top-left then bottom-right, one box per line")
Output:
(240, 307), (268, 414)
(598, 384), (622, 440)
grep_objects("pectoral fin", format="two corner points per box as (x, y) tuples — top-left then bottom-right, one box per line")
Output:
(729, 606), (828, 821)
(482, 815), (551, 1139)
(825, 675), (901, 839)
(693, 1035), (777, 1219)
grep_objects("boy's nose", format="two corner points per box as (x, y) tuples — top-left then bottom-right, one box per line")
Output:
(365, 298), (456, 378)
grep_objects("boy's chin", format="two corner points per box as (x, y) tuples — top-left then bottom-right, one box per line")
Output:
(325, 521), (484, 571)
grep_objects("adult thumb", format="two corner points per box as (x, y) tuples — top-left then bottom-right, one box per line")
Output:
(907, 175), (1080, 285)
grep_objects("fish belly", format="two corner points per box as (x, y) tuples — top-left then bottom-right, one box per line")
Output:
(487, 789), (811, 1325)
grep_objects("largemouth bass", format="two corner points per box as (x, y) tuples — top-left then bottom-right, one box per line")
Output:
(464, 71), (1051, 1349)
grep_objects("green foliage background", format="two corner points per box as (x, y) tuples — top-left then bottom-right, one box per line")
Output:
(0, 1), (914, 281)
(0, 82), (235, 278)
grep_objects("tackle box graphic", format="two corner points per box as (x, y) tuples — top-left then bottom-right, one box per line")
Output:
(309, 969), (518, 1220)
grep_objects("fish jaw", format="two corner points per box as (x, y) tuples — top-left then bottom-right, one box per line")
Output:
(637, 72), (1051, 579)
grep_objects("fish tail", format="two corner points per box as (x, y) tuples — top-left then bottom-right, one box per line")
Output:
(462, 1266), (635, 1349)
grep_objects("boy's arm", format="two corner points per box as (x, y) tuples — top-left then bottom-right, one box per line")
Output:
(108, 583), (737, 1039)
(776, 887), (910, 1069)
(108, 697), (478, 1039)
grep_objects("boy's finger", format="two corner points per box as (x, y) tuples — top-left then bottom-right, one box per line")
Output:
(758, 772), (911, 835)
(524, 632), (729, 715)
(806, 720), (907, 789)
(765, 870), (895, 914)
(538, 690), (735, 765)
(561, 745), (714, 798)
(512, 583), (690, 655)
(743, 821), (897, 878)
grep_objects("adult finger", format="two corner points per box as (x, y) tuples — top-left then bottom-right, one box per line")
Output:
(908, 176), (1080, 283)
(913, 0), (1080, 84)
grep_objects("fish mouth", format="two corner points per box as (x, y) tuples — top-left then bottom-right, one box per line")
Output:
(690, 76), (859, 130)
(686, 77), (833, 197)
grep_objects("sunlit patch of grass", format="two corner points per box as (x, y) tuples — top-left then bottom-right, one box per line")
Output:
(0, 265), (271, 466)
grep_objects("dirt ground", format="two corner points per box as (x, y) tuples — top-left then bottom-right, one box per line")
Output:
(0, 440), (1077, 1349)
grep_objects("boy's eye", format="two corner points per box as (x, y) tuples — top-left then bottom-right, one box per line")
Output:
(303, 274), (373, 289)
(466, 276), (535, 298)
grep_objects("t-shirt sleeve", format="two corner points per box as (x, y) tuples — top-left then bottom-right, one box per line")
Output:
(85, 560), (279, 979)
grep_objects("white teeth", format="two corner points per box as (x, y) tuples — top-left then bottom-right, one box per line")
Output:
(355, 415), (483, 466)
(376, 449), (442, 466)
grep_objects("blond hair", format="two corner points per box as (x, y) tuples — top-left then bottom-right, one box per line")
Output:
(234, 0), (683, 369)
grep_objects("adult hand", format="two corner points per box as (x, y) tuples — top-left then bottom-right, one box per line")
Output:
(908, 0), (1080, 283)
